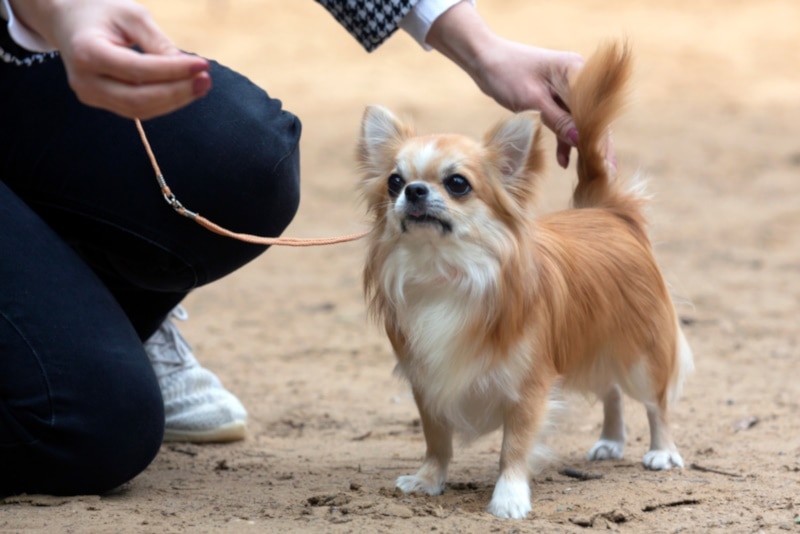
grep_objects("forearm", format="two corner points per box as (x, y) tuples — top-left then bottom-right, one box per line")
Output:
(399, 0), (472, 50)
(424, 1), (499, 83)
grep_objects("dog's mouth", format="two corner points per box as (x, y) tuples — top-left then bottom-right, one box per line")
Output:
(401, 211), (453, 234)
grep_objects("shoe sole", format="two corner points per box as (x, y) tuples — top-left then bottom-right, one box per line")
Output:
(163, 421), (247, 443)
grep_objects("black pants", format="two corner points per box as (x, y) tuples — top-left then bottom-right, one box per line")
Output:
(0, 35), (301, 495)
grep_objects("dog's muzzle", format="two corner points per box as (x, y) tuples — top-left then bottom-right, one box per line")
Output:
(399, 182), (452, 233)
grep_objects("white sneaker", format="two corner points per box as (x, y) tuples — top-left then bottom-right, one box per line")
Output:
(144, 306), (247, 443)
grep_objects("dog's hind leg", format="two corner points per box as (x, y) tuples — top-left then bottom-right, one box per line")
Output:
(641, 328), (691, 470)
(642, 401), (684, 470)
(587, 385), (626, 461)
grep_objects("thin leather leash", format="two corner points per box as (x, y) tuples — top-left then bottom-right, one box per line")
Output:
(134, 118), (368, 247)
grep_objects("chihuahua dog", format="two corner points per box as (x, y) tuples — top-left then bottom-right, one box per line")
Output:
(357, 42), (693, 519)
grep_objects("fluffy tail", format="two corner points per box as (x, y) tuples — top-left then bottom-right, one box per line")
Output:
(570, 41), (644, 223)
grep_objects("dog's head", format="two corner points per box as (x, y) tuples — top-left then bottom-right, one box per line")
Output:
(357, 106), (546, 250)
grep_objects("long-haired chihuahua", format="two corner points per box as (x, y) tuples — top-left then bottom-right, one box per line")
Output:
(357, 42), (693, 519)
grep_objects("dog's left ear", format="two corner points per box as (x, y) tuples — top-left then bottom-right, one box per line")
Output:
(483, 111), (545, 203)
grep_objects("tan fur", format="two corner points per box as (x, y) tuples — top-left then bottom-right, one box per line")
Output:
(358, 41), (692, 519)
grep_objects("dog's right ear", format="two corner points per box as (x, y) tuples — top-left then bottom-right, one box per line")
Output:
(357, 105), (413, 173)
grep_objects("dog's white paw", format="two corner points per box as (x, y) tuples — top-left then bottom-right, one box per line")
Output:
(396, 475), (445, 495)
(487, 477), (531, 519)
(642, 449), (684, 470)
(587, 439), (625, 461)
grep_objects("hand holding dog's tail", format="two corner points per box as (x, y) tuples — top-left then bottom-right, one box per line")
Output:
(570, 41), (634, 210)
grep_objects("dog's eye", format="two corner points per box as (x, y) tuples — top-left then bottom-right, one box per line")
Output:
(387, 173), (405, 197)
(443, 174), (471, 197)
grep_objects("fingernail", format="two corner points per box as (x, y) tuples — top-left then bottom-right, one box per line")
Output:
(193, 73), (212, 97)
(567, 128), (579, 147)
(189, 59), (210, 75)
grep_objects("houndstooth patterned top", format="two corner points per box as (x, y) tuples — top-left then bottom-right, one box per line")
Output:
(314, 0), (419, 52)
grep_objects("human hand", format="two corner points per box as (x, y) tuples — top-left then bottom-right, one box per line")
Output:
(9, 0), (211, 120)
(426, 2), (588, 168)
(468, 41), (584, 169)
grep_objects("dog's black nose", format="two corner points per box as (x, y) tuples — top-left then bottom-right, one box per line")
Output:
(405, 183), (429, 203)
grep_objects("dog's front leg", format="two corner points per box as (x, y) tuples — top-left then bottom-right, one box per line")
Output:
(488, 386), (551, 519)
(396, 388), (452, 496)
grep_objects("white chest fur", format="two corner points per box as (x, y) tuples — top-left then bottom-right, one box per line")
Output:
(384, 242), (531, 440)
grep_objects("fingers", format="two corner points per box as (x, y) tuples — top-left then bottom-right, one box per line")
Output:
(82, 40), (209, 87)
(537, 96), (578, 169)
(556, 139), (572, 169)
(543, 51), (584, 169)
(51, 0), (213, 119)
(69, 67), (212, 120)
(65, 39), (212, 119)
(119, 5), (183, 57)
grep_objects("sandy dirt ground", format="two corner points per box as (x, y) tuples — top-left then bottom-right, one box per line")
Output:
(3, 1), (799, 532)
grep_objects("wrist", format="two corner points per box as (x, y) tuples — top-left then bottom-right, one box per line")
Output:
(7, 0), (65, 49)
(401, 0), (474, 51)
(425, 1), (499, 81)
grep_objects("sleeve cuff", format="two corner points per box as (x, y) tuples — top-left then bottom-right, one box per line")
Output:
(1, 0), (56, 52)
(400, 0), (474, 51)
